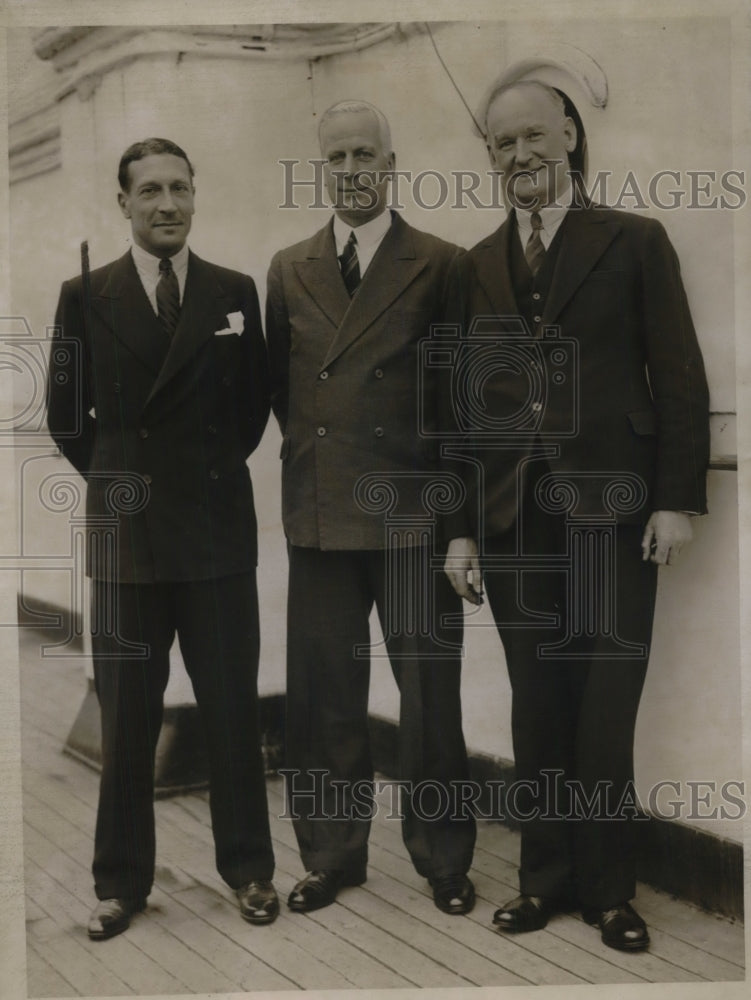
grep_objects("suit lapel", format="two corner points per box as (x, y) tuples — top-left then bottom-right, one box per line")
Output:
(472, 217), (521, 320)
(293, 221), (351, 331)
(322, 214), (428, 369)
(92, 252), (168, 374)
(145, 252), (228, 406)
(542, 206), (622, 325)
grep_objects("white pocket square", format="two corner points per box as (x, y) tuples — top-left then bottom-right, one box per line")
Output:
(215, 311), (244, 336)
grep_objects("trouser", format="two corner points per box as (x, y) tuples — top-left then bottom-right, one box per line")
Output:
(285, 544), (477, 879)
(91, 572), (275, 900)
(483, 488), (657, 908)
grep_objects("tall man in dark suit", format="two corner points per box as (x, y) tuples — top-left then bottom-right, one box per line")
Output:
(47, 138), (278, 939)
(266, 101), (476, 914)
(442, 82), (709, 951)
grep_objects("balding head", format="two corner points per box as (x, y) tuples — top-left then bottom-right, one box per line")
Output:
(482, 81), (567, 138)
(318, 100), (392, 156)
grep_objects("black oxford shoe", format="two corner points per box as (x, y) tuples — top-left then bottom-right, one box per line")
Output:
(236, 880), (279, 925)
(288, 868), (366, 912)
(429, 874), (476, 915)
(87, 897), (146, 940)
(582, 902), (650, 951)
(493, 894), (557, 933)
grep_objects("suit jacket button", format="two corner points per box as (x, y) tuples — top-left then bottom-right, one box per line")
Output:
(317, 427), (326, 437)
(209, 469), (219, 480)
(319, 371), (329, 380)
(375, 368), (384, 379)
(532, 292), (541, 301)
(143, 473), (152, 484)
(533, 315), (542, 323)
(531, 402), (542, 412)
(139, 427), (149, 439)
(374, 426), (384, 437)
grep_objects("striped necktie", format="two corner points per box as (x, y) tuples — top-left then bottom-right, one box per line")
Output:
(157, 257), (180, 337)
(524, 211), (546, 277)
(339, 230), (361, 297)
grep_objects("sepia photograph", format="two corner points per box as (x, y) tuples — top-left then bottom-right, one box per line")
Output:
(1, 1), (749, 998)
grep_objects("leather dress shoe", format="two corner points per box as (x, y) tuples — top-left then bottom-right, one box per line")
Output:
(236, 880), (279, 925)
(492, 894), (557, 933)
(288, 868), (366, 912)
(87, 897), (146, 940)
(429, 874), (475, 915)
(582, 902), (650, 951)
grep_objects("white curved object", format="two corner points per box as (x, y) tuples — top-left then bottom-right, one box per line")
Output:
(474, 42), (609, 136)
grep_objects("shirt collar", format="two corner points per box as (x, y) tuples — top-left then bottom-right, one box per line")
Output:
(131, 241), (190, 277)
(515, 178), (573, 230)
(333, 209), (392, 255)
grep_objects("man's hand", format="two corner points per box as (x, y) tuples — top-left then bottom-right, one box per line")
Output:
(641, 510), (693, 565)
(445, 537), (483, 605)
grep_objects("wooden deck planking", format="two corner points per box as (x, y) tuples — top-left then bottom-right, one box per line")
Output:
(265, 785), (586, 987)
(25, 941), (78, 998)
(473, 824), (746, 972)
(27, 924), (132, 997)
(158, 797), (489, 989)
(24, 857), (189, 996)
(267, 836), (529, 987)
(20, 638), (745, 995)
(184, 785), (582, 987)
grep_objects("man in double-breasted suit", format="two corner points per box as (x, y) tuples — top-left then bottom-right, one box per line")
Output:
(266, 101), (476, 914)
(47, 138), (278, 939)
(442, 82), (709, 951)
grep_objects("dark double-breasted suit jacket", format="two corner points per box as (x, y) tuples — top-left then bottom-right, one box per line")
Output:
(442, 202), (710, 541)
(266, 211), (461, 550)
(47, 250), (270, 582)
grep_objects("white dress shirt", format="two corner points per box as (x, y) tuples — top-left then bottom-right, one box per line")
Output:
(516, 180), (573, 251)
(333, 210), (392, 277)
(131, 242), (190, 314)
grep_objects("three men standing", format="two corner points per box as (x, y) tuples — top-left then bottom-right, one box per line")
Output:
(443, 81), (709, 950)
(47, 139), (278, 938)
(266, 101), (476, 915)
(46, 84), (710, 953)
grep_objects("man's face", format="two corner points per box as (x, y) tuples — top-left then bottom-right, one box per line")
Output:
(118, 153), (195, 256)
(486, 86), (576, 210)
(320, 110), (394, 227)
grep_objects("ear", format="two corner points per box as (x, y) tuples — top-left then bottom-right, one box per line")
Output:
(117, 190), (130, 219)
(563, 116), (577, 154)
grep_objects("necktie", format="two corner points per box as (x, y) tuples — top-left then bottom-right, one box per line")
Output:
(524, 211), (546, 277)
(339, 231), (361, 297)
(156, 257), (180, 337)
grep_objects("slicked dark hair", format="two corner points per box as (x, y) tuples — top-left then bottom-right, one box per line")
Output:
(118, 138), (195, 192)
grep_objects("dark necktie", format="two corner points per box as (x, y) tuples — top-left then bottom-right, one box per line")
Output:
(157, 257), (180, 337)
(524, 211), (546, 277)
(339, 230), (361, 297)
